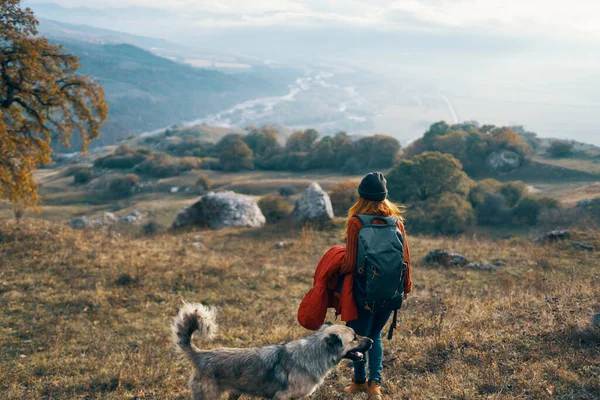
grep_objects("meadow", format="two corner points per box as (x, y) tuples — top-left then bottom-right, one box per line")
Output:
(1, 216), (598, 399)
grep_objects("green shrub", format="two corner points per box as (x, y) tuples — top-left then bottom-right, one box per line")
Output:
(94, 145), (153, 169)
(329, 180), (359, 216)
(142, 221), (164, 235)
(468, 179), (503, 208)
(200, 157), (221, 170)
(195, 175), (211, 194)
(219, 139), (254, 172)
(407, 193), (475, 235)
(165, 138), (205, 157)
(62, 164), (92, 177)
(475, 192), (511, 226)
(279, 186), (296, 197)
(388, 152), (472, 203)
(258, 195), (292, 223)
(134, 153), (201, 178)
(499, 181), (527, 208)
(512, 196), (561, 226)
(547, 140), (574, 158)
(73, 169), (93, 185)
(108, 174), (139, 198)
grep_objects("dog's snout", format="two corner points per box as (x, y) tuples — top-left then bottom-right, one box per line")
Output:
(365, 338), (374, 345)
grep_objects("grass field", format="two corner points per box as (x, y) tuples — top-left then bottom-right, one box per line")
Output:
(1, 219), (598, 399)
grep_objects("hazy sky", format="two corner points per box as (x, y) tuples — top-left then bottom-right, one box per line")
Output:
(31, 0), (600, 41)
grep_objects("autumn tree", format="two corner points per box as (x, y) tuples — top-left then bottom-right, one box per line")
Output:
(1, 0), (107, 209)
(219, 139), (254, 172)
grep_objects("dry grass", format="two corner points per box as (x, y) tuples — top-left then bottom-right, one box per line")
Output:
(1, 219), (598, 399)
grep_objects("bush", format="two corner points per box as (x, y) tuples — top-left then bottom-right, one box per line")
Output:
(73, 169), (92, 185)
(499, 181), (527, 208)
(195, 175), (211, 194)
(134, 153), (201, 178)
(468, 179), (503, 208)
(94, 145), (153, 169)
(219, 139), (254, 172)
(258, 195), (292, 223)
(475, 192), (511, 226)
(388, 152), (472, 203)
(512, 196), (561, 226)
(279, 186), (296, 197)
(200, 157), (220, 170)
(547, 140), (574, 158)
(142, 221), (164, 235)
(329, 180), (359, 216)
(108, 174), (139, 198)
(408, 193), (475, 235)
(165, 138), (205, 157)
(62, 164), (92, 177)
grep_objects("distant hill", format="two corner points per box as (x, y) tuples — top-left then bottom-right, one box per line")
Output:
(51, 40), (293, 151)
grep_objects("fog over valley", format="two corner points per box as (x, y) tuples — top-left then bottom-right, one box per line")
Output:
(26, 0), (600, 146)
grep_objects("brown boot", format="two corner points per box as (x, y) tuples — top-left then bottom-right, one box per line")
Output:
(344, 379), (368, 394)
(367, 380), (383, 400)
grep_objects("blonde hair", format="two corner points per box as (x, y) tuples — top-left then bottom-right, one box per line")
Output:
(344, 197), (405, 236)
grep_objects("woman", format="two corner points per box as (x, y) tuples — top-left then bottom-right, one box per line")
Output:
(340, 172), (412, 400)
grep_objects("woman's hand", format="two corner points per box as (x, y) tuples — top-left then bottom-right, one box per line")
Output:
(403, 293), (408, 300)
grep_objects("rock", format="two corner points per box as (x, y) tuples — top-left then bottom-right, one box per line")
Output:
(121, 210), (144, 224)
(593, 313), (600, 328)
(577, 198), (592, 208)
(466, 262), (498, 271)
(69, 216), (89, 229)
(424, 250), (468, 267)
(492, 260), (507, 267)
(273, 241), (294, 249)
(486, 150), (522, 173)
(170, 187), (179, 193)
(192, 242), (204, 249)
(292, 182), (334, 222)
(571, 242), (594, 252)
(535, 230), (571, 243)
(172, 191), (266, 229)
(92, 212), (117, 227)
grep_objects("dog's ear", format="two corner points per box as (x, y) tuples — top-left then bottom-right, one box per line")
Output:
(325, 333), (343, 349)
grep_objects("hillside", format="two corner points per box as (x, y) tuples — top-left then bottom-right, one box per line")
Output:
(50, 40), (294, 151)
(1, 219), (598, 399)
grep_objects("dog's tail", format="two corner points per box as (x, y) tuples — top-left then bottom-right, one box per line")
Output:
(171, 302), (218, 359)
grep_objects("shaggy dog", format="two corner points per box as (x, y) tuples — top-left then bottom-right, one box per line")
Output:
(172, 302), (372, 399)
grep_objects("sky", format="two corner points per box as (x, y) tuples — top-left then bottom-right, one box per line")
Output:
(30, 0), (600, 41)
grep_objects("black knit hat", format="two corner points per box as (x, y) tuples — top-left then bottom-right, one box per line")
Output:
(358, 172), (388, 201)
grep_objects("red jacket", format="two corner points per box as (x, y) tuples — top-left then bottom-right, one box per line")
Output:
(297, 246), (358, 330)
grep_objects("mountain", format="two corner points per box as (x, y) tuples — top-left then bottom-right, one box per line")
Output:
(51, 40), (293, 151)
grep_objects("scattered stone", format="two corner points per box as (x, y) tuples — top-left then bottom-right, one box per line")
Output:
(571, 242), (594, 252)
(192, 242), (204, 250)
(172, 191), (266, 229)
(90, 212), (118, 227)
(486, 150), (522, 173)
(466, 262), (498, 271)
(69, 216), (89, 229)
(492, 260), (507, 267)
(273, 241), (294, 249)
(424, 250), (468, 267)
(593, 313), (600, 328)
(535, 230), (571, 243)
(577, 198), (592, 208)
(170, 187), (179, 193)
(292, 182), (334, 222)
(121, 210), (144, 224)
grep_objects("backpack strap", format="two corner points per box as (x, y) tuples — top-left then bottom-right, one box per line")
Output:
(387, 309), (398, 340)
(354, 214), (398, 227)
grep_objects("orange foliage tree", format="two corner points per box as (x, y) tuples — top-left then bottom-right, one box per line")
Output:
(1, 0), (108, 210)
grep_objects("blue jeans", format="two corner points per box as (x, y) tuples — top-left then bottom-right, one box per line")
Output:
(346, 308), (392, 383)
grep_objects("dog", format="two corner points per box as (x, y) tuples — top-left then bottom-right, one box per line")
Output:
(172, 302), (373, 399)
